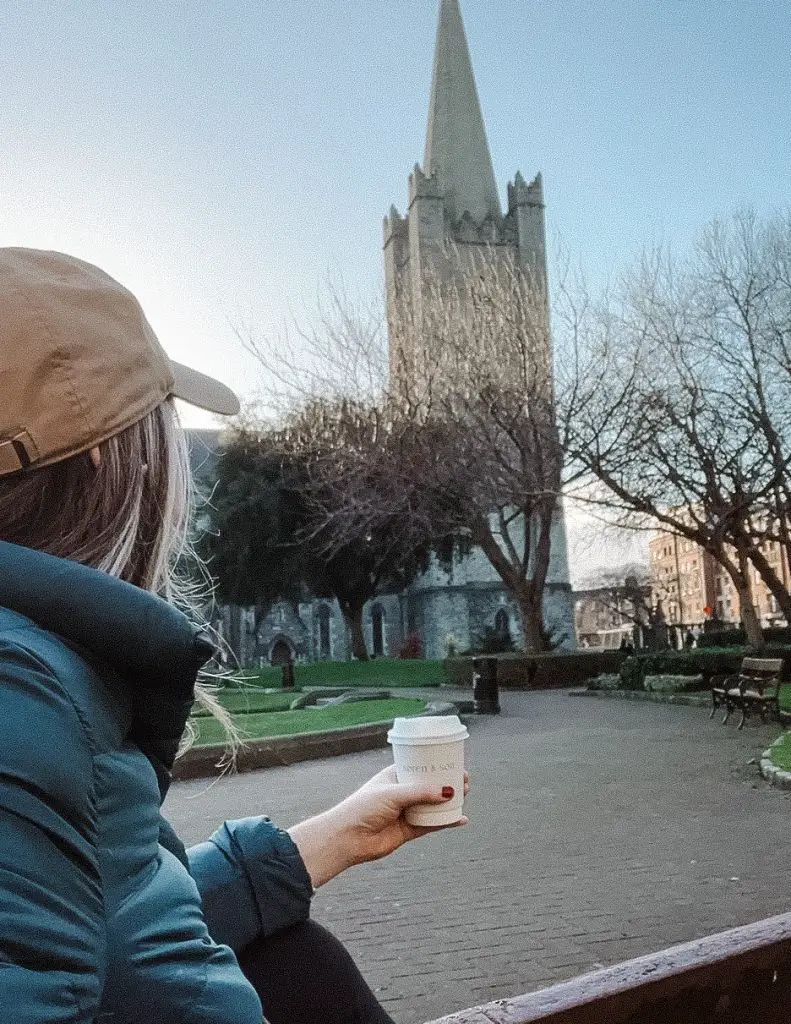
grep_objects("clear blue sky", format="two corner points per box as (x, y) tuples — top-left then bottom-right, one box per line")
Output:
(2, 0), (788, 425)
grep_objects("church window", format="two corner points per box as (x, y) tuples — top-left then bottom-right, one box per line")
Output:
(317, 605), (332, 661)
(371, 603), (385, 657)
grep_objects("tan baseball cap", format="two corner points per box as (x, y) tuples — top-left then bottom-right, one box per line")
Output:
(0, 247), (240, 476)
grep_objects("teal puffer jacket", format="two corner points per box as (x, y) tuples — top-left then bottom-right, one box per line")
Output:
(0, 541), (313, 1023)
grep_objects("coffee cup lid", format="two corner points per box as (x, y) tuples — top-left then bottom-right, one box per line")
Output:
(387, 715), (469, 746)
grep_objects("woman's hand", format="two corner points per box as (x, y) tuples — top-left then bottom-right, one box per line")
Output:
(287, 765), (470, 889)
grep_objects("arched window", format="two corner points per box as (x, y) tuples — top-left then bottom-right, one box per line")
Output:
(317, 604), (332, 661)
(495, 608), (509, 637)
(270, 638), (293, 666)
(371, 603), (385, 658)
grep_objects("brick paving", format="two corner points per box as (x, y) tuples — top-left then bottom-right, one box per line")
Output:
(164, 691), (791, 1023)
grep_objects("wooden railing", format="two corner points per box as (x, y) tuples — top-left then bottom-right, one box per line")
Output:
(425, 912), (791, 1024)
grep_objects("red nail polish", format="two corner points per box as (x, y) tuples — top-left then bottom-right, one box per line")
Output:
(442, 786), (454, 799)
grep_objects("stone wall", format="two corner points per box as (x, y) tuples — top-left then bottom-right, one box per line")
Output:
(412, 580), (574, 660)
(216, 557), (575, 667)
(253, 600), (310, 663)
(404, 506), (576, 659)
(218, 593), (406, 667)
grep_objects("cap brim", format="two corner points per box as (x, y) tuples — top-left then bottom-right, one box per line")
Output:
(171, 361), (240, 416)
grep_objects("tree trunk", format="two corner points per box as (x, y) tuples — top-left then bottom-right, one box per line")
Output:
(737, 533), (791, 624)
(737, 586), (764, 649)
(514, 588), (544, 653)
(643, 619), (669, 651)
(710, 542), (765, 650)
(471, 503), (557, 655)
(342, 602), (369, 661)
(471, 517), (542, 652)
(735, 548), (764, 650)
(529, 503), (555, 649)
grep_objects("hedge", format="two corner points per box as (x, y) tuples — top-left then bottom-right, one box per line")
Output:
(443, 650), (626, 690)
(622, 646), (791, 686)
(697, 626), (791, 648)
(443, 645), (791, 691)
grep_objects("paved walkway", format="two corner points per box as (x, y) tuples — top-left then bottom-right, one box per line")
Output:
(164, 691), (791, 1024)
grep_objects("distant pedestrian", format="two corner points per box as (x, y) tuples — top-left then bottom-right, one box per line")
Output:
(685, 628), (696, 649)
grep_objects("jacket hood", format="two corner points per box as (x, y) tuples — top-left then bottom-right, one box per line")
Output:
(0, 540), (214, 695)
(0, 540), (216, 779)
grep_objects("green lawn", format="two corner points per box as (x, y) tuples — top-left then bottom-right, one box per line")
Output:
(192, 688), (301, 717)
(781, 685), (791, 712)
(770, 732), (791, 771)
(192, 698), (426, 746)
(238, 658), (443, 690)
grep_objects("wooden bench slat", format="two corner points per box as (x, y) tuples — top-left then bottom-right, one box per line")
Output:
(710, 655), (784, 728)
(741, 657), (783, 672)
(424, 911), (791, 1024)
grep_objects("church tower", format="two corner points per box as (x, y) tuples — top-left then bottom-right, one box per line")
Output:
(384, 0), (548, 345)
(383, 0), (575, 657)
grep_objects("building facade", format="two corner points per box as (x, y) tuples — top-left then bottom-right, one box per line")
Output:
(573, 587), (647, 650)
(648, 529), (789, 630)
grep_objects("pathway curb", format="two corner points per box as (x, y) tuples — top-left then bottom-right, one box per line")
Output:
(760, 742), (791, 790)
(568, 687), (710, 708)
(174, 721), (393, 781)
(174, 698), (466, 780)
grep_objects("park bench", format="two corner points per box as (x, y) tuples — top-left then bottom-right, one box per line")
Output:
(709, 656), (783, 730)
(424, 910), (791, 1024)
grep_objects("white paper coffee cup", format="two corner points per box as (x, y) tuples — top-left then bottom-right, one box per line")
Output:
(387, 715), (469, 826)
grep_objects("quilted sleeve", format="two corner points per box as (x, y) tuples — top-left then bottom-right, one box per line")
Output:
(188, 816), (313, 952)
(0, 639), (103, 1022)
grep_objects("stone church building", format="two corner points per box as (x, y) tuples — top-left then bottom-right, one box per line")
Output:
(199, 0), (574, 666)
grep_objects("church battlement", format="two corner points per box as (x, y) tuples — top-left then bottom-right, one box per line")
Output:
(383, 205), (408, 247)
(407, 164), (444, 207)
(507, 170), (544, 213)
(454, 208), (510, 245)
(385, 0), (551, 283)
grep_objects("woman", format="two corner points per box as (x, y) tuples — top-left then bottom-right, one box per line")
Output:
(0, 248), (468, 1024)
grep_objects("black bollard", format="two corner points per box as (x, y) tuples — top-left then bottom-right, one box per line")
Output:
(472, 656), (500, 714)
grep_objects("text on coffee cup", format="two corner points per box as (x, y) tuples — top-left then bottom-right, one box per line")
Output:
(399, 762), (460, 774)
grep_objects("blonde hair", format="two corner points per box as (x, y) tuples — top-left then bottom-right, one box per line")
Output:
(0, 398), (236, 754)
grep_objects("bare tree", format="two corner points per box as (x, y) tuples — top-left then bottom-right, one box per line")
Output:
(234, 281), (388, 416)
(240, 246), (571, 652)
(558, 211), (791, 648)
(388, 249), (567, 651)
(579, 564), (669, 650)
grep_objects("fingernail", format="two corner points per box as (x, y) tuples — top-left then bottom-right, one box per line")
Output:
(442, 786), (454, 799)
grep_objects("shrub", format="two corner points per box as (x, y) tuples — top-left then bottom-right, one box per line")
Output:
(398, 633), (423, 660)
(630, 646), (791, 683)
(644, 674), (706, 694)
(618, 656), (645, 690)
(587, 674), (621, 691)
(638, 649), (741, 681)
(472, 626), (517, 655)
(443, 650), (626, 689)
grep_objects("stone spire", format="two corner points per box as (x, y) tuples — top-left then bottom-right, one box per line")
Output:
(424, 0), (501, 224)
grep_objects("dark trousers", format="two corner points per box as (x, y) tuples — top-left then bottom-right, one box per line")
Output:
(237, 920), (396, 1024)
